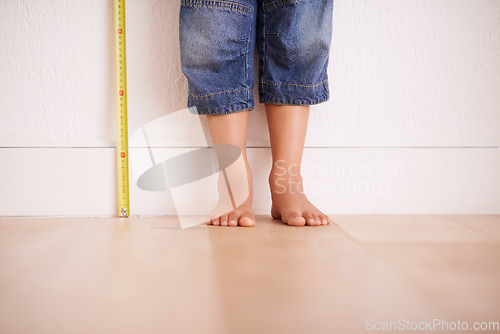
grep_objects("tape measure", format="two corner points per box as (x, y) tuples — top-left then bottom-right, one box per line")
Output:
(114, 0), (130, 217)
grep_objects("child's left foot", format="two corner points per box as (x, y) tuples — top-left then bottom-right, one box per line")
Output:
(269, 169), (332, 227)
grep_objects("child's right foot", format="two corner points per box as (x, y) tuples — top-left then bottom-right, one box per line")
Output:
(207, 198), (255, 227)
(206, 157), (255, 227)
(204, 111), (255, 227)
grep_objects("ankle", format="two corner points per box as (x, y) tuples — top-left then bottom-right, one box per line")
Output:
(269, 171), (304, 196)
(269, 163), (303, 181)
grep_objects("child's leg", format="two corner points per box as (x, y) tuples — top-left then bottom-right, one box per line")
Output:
(206, 111), (255, 227)
(266, 104), (331, 226)
(256, 1), (334, 226)
(179, 1), (257, 226)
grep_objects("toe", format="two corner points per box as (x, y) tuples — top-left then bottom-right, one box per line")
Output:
(212, 217), (220, 226)
(228, 211), (238, 227)
(304, 213), (316, 226)
(239, 214), (255, 227)
(286, 213), (306, 226)
(320, 214), (329, 225)
(312, 213), (322, 226)
(220, 214), (228, 226)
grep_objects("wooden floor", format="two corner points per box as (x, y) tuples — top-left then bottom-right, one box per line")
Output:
(0, 215), (499, 334)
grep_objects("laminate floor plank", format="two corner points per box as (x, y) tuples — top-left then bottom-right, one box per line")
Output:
(0, 216), (497, 334)
(331, 215), (490, 242)
(332, 215), (500, 323)
(446, 215), (500, 240)
(0, 218), (86, 286)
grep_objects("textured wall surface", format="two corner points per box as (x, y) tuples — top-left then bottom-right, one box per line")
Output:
(1, 0), (499, 147)
(1, 1), (500, 216)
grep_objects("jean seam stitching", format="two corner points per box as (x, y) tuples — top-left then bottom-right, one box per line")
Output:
(259, 80), (328, 88)
(188, 88), (252, 98)
(262, 8), (267, 85)
(259, 98), (329, 106)
(181, 0), (254, 15)
(244, 13), (252, 109)
(265, 0), (297, 11)
(196, 107), (252, 115)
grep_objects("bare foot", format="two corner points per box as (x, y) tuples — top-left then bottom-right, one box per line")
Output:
(206, 158), (255, 227)
(208, 197), (255, 227)
(269, 168), (332, 227)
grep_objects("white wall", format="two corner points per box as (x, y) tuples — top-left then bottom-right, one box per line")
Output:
(1, 0), (499, 216)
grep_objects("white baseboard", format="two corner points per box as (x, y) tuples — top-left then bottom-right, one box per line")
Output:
(1, 147), (499, 216)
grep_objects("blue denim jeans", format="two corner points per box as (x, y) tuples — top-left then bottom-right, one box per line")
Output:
(179, 0), (334, 115)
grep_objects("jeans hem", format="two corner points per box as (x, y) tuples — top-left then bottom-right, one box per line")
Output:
(259, 96), (330, 106)
(258, 78), (329, 106)
(189, 103), (253, 115)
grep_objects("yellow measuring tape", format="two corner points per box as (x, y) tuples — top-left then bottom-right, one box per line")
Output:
(114, 0), (130, 217)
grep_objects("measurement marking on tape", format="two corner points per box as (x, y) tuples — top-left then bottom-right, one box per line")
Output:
(114, 0), (130, 218)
